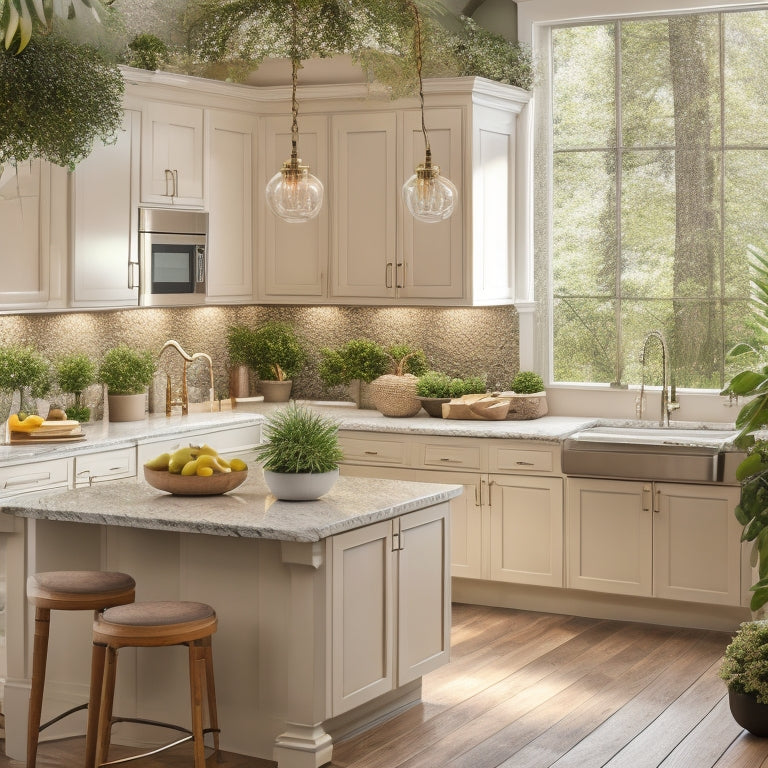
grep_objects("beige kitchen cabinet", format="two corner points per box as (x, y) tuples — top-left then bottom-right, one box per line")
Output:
(0, 161), (66, 310)
(260, 114), (329, 300)
(206, 110), (257, 302)
(0, 458), (72, 503)
(71, 109), (141, 307)
(566, 477), (742, 606)
(136, 422), (261, 465)
(73, 448), (137, 487)
(329, 503), (450, 716)
(141, 101), (205, 207)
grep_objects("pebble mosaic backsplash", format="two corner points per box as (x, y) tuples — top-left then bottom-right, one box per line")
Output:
(0, 304), (519, 416)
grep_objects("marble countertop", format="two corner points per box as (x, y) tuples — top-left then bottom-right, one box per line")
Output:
(0, 461), (462, 542)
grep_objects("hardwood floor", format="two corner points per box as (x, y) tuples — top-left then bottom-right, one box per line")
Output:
(2, 603), (766, 768)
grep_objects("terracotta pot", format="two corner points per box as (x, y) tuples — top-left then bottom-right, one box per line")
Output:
(263, 468), (339, 500)
(729, 689), (768, 736)
(107, 393), (146, 422)
(260, 380), (293, 402)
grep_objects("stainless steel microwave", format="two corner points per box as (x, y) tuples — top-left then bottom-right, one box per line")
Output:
(136, 208), (208, 306)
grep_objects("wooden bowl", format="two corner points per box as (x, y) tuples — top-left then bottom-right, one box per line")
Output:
(143, 466), (248, 496)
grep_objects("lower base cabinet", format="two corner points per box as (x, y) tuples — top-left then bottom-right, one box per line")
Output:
(567, 477), (742, 606)
(329, 504), (450, 716)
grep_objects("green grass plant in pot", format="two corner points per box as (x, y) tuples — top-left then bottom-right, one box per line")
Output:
(0, 344), (51, 420)
(98, 345), (156, 422)
(506, 370), (548, 420)
(318, 339), (391, 408)
(719, 620), (768, 736)
(254, 404), (344, 500)
(55, 353), (96, 423)
(369, 344), (429, 418)
(250, 321), (307, 402)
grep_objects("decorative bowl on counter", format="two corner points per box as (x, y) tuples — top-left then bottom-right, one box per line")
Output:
(143, 466), (248, 496)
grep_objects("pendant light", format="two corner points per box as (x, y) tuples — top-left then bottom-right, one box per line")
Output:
(401, 3), (458, 223)
(265, 0), (323, 224)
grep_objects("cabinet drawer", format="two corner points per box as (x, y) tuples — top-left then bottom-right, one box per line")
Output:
(491, 447), (554, 473)
(75, 448), (137, 486)
(339, 435), (407, 466)
(0, 458), (71, 499)
(421, 443), (483, 471)
(137, 425), (261, 464)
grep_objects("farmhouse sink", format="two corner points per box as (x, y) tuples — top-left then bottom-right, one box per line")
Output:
(562, 424), (738, 482)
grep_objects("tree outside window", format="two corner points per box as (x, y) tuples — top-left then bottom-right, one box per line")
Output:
(548, 9), (768, 390)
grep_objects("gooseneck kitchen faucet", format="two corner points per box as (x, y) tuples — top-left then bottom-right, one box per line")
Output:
(636, 330), (680, 427)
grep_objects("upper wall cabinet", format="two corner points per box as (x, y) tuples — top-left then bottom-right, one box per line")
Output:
(71, 110), (141, 307)
(141, 102), (205, 208)
(0, 161), (67, 311)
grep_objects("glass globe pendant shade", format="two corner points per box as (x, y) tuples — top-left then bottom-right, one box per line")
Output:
(266, 158), (323, 224)
(402, 157), (458, 223)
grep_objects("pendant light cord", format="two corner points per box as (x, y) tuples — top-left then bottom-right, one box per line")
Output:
(290, 0), (299, 162)
(410, 2), (431, 159)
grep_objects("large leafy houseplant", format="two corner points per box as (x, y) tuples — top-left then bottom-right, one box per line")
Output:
(722, 244), (768, 612)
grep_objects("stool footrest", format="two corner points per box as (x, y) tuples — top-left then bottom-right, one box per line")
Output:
(98, 724), (220, 767)
(40, 702), (89, 733)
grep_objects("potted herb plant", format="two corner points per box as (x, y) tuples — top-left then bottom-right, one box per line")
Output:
(719, 620), (768, 736)
(369, 344), (429, 417)
(98, 345), (156, 422)
(318, 339), (391, 409)
(254, 403), (344, 500)
(55, 353), (96, 423)
(0, 344), (51, 420)
(225, 325), (255, 399)
(416, 371), (487, 417)
(505, 370), (548, 420)
(250, 321), (307, 402)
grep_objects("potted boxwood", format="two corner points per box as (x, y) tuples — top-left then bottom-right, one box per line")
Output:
(0, 344), (51, 420)
(416, 371), (487, 417)
(98, 345), (156, 422)
(505, 370), (548, 420)
(54, 353), (97, 423)
(318, 339), (391, 409)
(369, 344), (429, 417)
(719, 620), (768, 736)
(254, 403), (344, 500)
(250, 321), (307, 402)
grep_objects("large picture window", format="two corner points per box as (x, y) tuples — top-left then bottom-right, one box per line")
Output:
(547, 9), (768, 390)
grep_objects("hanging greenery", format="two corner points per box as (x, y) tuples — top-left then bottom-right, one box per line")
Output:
(0, 32), (124, 169)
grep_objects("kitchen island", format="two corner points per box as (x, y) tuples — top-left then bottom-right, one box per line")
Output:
(1, 465), (461, 767)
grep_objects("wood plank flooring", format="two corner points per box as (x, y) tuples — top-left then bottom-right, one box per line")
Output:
(2, 603), (767, 768)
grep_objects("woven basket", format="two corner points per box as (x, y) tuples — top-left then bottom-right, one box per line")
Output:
(505, 392), (548, 420)
(370, 374), (421, 417)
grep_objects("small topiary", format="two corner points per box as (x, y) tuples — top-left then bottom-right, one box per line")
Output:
(98, 345), (156, 395)
(719, 621), (768, 704)
(416, 371), (452, 399)
(319, 340), (390, 387)
(510, 371), (545, 394)
(55, 353), (96, 422)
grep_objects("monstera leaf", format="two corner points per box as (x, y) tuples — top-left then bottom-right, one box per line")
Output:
(0, 0), (101, 53)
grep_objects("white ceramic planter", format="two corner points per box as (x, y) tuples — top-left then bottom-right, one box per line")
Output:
(263, 468), (339, 500)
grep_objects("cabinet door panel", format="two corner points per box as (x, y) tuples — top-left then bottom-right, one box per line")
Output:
(331, 113), (397, 298)
(71, 110), (140, 306)
(331, 520), (393, 715)
(400, 108), (464, 299)
(490, 475), (563, 587)
(567, 478), (652, 596)
(207, 111), (256, 300)
(655, 483), (741, 606)
(262, 115), (328, 298)
(398, 504), (450, 685)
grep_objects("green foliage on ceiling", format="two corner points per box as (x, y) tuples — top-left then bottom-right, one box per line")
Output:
(0, 32), (124, 169)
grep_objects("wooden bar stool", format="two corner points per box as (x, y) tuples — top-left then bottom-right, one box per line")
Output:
(87, 600), (219, 768)
(26, 570), (136, 768)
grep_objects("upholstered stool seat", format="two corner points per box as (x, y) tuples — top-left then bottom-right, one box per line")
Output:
(26, 570), (136, 768)
(87, 600), (219, 768)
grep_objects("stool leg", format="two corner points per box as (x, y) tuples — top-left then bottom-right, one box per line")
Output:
(84, 642), (107, 768)
(95, 646), (118, 767)
(188, 641), (206, 768)
(27, 607), (51, 768)
(202, 636), (219, 752)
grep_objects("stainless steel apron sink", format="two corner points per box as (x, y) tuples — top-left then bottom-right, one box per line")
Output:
(561, 425), (738, 482)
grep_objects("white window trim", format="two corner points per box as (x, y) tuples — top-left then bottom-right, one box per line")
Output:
(514, 0), (766, 424)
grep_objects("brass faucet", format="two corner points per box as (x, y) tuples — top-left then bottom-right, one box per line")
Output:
(636, 330), (680, 427)
(159, 340), (214, 416)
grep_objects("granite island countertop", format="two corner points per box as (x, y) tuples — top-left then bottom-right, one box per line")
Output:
(0, 459), (463, 542)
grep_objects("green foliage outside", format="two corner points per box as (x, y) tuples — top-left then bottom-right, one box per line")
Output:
(719, 620), (768, 703)
(98, 345), (156, 395)
(0, 345), (50, 411)
(254, 403), (344, 473)
(549, 10), (768, 390)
